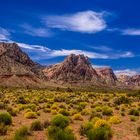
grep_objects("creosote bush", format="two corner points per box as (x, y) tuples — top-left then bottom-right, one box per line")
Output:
(0, 112), (12, 125)
(128, 109), (139, 116)
(51, 114), (69, 129)
(24, 111), (37, 119)
(80, 119), (113, 140)
(108, 116), (121, 124)
(30, 120), (43, 131)
(48, 114), (76, 140)
(13, 126), (28, 140)
(0, 123), (8, 135)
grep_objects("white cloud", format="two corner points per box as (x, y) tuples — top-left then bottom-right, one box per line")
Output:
(122, 29), (140, 36)
(50, 49), (108, 59)
(92, 65), (110, 68)
(43, 10), (107, 33)
(17, 42), (135, 61)
(91, 46), (113, 52)
(114, 69), (139, 76)
(20, 24), (52, 37)
(0, 27), (10, 41)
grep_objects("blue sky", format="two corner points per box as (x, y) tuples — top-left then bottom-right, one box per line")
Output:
(0, 0), (140, 75)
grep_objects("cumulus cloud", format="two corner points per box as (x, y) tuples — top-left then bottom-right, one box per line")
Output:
(20, 24), (52, 37)
(122, 28), (140, 36)
(43, 10), (107, 33)
(17, 42), (135, 62)
(0, 27), (11, 41)
(114, 69), (139, 76)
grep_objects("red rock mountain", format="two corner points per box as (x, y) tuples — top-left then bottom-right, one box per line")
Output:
(0, 42), (140, 89)
(43, 54), (117, 85)
(0, 42), (45, 87)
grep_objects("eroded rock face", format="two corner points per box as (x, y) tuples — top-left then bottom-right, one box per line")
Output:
(43, 54), (98, 82)
(95, 67), (117, 85)
(0, 42), (36, 67)
(117, 74), (140, 87)
(0, 42), (45, 87)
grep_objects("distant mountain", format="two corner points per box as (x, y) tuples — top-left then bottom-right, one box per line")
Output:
(43, 54), (98, 83)
(0, 42), (45, 87)
(43, 54), (117, 86)
(0, 42), (140, 89)
(117, 74), (140, 87)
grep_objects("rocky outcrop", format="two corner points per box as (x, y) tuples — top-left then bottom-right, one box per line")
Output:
(43, 54), (117, 86)
(117, 74), (140, 87)
(0, 42), (140, 89)
(0, 42), (45, 87)
(95, 67), (117, 85)
(43, 54), (98, 83)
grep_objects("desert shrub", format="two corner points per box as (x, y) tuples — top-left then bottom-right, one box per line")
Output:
(30, 120), (43, 131)
(73, 113), (83, 121)
(51, 104), (58, 110)
(121, 112), (125, 116)
(95, 106), (102, 112)
(24, 111), (37, 119)
(77, 102), (87, 111)
(17, 96), (27, 104)
(137, 126), (140, 135)
(91, 117), (100, 124)
(48, 126), (76, 140)
(43, 108), (51, 113)
(51, 110), (58, 115)
(13, 126), (28, 140)
(108, 116), (121, 124)
(0, 123), (8, 135)
(25, 108), (32, 113)
(51, 114), (69, 129)
(80, 122), (93, 136)
(0, 102), (6, 109)
(0, 112), (12, 125)
(113, 96), (130, 105)
(48, 114), (76, 140)
(43, 120), (51, 128)
(90, 110), (102, 120)
(102, 106), (113, 116)
(27, 104), (37, 111)
(81, 109), (90, 116)
(128, 109), (139, 116)
(7, 107), (19, 116)
(94, 119), (109, 128)
(87, 126), (113, 140)
(130, 116), (137, 121)
(80, 119), (112, 140)
(54, 96), (65, 102)
(59, 109), (70, 116)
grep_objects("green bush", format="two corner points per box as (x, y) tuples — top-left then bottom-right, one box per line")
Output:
(102, 106), (113, 116)
(0, 112), (12, 125)
(48, 126), (76, 140)
(80, 122), (93, 136)
(130, 116), (137, 122)
(59, 109), (70, 116)
(48, 114), (76, 140)
(87, 126), (113, 140)
(13, 126), (28, 140)
(30, 120), (43, 131)
(0, 123), (8, 135)
(128, 109), (139, 116)
(51, 114), (69, 129)
(79, 120), (113, 140)
(24, 111), (37, 119)
(137, 126), (140, 135)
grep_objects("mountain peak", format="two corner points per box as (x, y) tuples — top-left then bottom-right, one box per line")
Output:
(64, 54), (91, 66)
